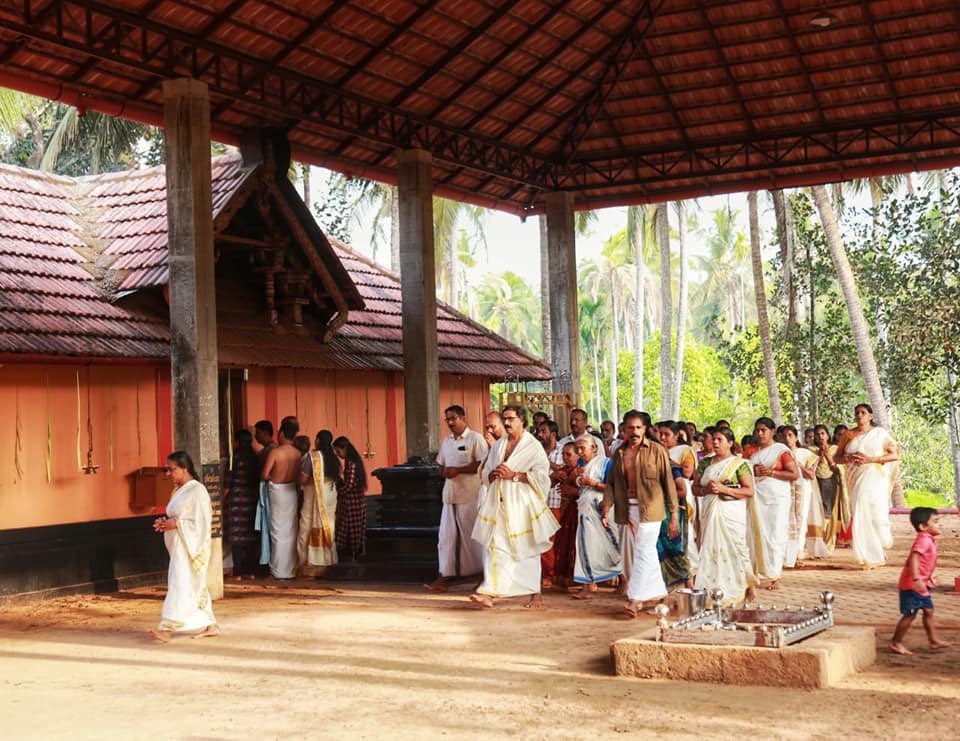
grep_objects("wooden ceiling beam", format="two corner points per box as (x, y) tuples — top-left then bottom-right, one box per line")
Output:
(332, 0), (446, 90)
(458, 0), (617, 132)
(551, 0), (666, 164)
(421, 0), (577, 122)
(386, 0), (524, 109)
(212, 0), (352, 118)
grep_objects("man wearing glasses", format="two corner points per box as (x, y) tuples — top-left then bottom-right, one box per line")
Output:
(470, 406), (559, 609)
(424, 405), (488, 593)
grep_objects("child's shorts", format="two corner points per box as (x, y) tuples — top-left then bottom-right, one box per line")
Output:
(899, 589), (934, 616)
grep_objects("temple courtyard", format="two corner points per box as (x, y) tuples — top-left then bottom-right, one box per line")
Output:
(1, 515), (958, 740)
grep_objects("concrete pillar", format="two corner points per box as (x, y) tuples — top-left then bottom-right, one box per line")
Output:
(543, 191), (581, 398)
(163, 78), (223, 600)
(397, 149), (440, 459)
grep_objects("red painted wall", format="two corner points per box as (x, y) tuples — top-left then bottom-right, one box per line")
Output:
(0, 363), (491, 529)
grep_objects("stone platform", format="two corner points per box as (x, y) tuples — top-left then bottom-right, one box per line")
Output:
(611, 625), (875, 688)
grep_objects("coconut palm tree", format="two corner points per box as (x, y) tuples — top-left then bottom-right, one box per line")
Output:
(627, 203), (658, 410)
(475, 271), (540, 355)
(810, 184), (888, 428)
(691, 204), (752, 340)
(657, 202), (673, 417)
(580, 231), (635, 423)
(748, 192), (783, 423)
(578, 295), (606, 421)
(670, 199), (691, 418)
(772, 188), (804, 426)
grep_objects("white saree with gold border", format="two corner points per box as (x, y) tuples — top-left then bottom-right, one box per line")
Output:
(473, 431), (559, 597)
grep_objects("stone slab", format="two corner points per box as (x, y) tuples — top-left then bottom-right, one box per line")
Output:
(611, 625), (875, 688)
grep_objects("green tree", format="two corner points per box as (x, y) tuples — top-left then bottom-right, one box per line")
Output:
(474, 271), (540, 355)
(580, 230), (634, 422)
(748, 191), (783, 423)
(691, 204), (752, 341)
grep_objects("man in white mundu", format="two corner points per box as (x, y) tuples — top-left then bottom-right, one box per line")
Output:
(470, 405), (559, 609)
(748, 417), (799, 589)
(603, 410), (679, 617)
(424, 405), (488, 592)
(261, 418), (302, 579)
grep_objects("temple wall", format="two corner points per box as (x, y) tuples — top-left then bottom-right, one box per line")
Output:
(0, 363), (165, 531)
(0, 362), (492, 531)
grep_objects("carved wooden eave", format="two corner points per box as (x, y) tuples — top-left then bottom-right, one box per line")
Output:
(209, 163), (363, 341)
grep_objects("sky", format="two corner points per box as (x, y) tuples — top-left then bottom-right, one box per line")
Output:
(316, 160), (760, 289)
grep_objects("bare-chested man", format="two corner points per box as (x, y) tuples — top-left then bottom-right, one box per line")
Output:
(262, 417), (301, 579)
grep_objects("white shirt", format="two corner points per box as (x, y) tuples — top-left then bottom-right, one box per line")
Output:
(436, 427), (488, 505)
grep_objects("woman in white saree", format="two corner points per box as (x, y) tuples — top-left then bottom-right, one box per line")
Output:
(572, 435), (620, 596)
(837, 403), (900, 568)
(693, 428), (757, 606)
(150, 451), (219, 643)
(297, 430), (340, 575)
(781, 425), (829, 564)
(748, 417), (799, 589)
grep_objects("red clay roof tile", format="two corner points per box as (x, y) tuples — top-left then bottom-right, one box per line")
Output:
(0, 158), (549, 380)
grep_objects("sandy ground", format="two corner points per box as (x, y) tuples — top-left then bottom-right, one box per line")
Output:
(2, 516), (959, 740)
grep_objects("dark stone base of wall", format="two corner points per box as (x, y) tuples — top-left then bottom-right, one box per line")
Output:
(325, 525), (440, 581)
(0, 516), (167, 599)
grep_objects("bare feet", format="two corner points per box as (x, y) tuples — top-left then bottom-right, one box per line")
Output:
(149, 629), (172, 644)
(541, 577), (553, 589)
(889, 642), (913, 655)
(192, 625), (221, 639)
(228, 575), (243, 583)
(764, 580), (781, 591)
(623, 601), (640, 619)
(571, 590), (593, 600)
(930, 640), (954, 649)
(243, 574), (256, 580)
(469, 593), (494, 609)
(424, 576), (449, 593)
(745, 587), (757, 603)
(524, 594), (543, 609)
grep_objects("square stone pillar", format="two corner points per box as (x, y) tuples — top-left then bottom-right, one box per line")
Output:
(397, 149), (440, 459)
(543, 191), (581, 397)
(163, 78), (222, 599)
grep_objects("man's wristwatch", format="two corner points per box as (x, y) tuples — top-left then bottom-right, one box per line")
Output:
(512, 474), (520, 482)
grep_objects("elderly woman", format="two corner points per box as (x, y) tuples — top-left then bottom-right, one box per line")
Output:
(150, 450), (219, 643)
(572, 434), (621, 598)
(837, 403), (900, 568)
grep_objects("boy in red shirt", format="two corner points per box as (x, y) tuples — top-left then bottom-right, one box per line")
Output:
(890, 507), (953, 655)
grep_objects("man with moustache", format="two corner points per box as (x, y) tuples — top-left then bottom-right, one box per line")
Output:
(470, 406), (558, 609)
(424, 405), (488, 593)
(603, 409), (678, 617)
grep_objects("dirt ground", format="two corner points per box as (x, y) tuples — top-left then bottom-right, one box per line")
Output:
(2, 515), (959, 740)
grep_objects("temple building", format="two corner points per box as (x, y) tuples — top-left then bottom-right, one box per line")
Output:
(0, 153), (548, 596)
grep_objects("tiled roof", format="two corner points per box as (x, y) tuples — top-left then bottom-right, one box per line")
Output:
(87, 157), (253, 290)
(329, 241), (549, 380)
(0, 158), (549, 380)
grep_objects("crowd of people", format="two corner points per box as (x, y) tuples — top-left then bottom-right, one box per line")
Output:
(231, 416), (369, 580)
(424, 402), (908, 618)
(151, 401), (951, 656)
(150, 415), (370, 641)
